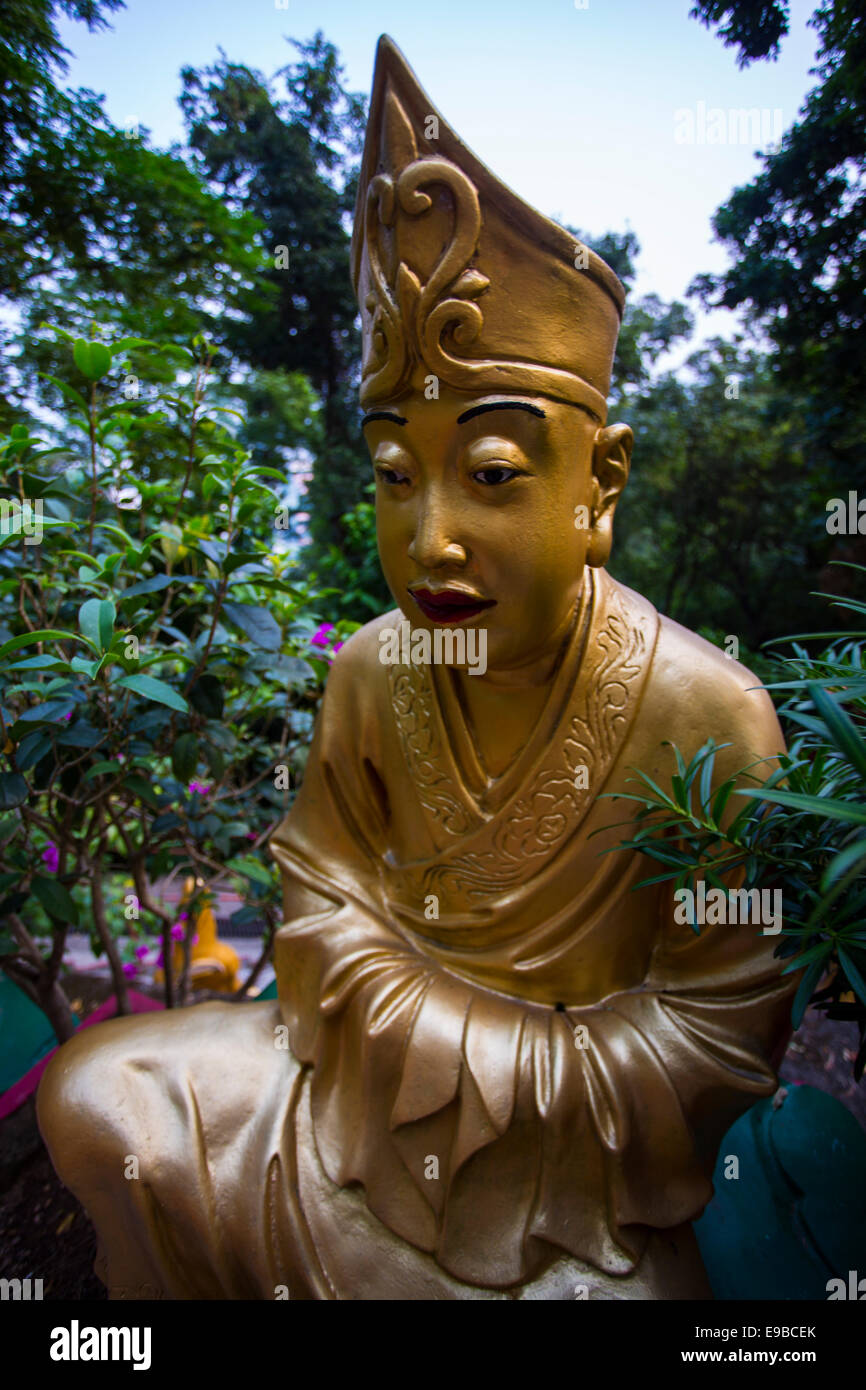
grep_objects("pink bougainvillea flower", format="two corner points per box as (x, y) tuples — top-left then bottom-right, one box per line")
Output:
(192, 933), (199, 947)
(246, 831), (257, 842)
(134, 944), (150, 960)
(188, 780), (210, 795)
(62, 711), (72, 721)
(156, 950), (165, 968)
(170, 922), (186, 941)
(310, 622), (335, 648)
(41, 843), (59, 873)
(333, 639), (344, 652)
(122, 962), (137, 978)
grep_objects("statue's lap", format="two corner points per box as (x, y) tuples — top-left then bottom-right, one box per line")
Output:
(37, 1000), (711, 1300)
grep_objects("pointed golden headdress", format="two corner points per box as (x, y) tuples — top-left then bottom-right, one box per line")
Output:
(352, 37), (626, 422)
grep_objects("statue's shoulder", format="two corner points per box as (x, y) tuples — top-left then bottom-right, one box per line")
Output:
(321, 608), (404, 688)
(605, 573), (784, 769)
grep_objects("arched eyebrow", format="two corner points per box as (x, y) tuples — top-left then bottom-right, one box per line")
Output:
(456, 402), (546, 425)
(361, 410), (408, 428)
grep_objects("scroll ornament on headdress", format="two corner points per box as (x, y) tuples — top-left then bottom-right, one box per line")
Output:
(351, 38), (627, 421)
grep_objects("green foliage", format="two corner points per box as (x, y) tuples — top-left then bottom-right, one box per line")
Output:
(609, 337), (836, 647)
(689, 0), (790, 66)
(0, 325), (358, 1033)
(312, 487), (392, 622)
(599, 567), (866, 1081)
(1, 4), (269, 429)
(568, 227), (695, 403)
(0, 0), (124, 164)
(691, 0), (866, 512)
(179, 34), (369, 557)
(565, 231), (844, 652)
(1, 8), (374, 597)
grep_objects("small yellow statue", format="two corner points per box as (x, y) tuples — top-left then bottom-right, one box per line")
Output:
(38, 38), (794, 1300)
(154, 877), (241, 995)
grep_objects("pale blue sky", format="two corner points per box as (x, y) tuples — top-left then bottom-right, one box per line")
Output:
(57, 0), (822, 349)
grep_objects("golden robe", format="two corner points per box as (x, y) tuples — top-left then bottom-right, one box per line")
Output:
(38, 570), (794, 1299)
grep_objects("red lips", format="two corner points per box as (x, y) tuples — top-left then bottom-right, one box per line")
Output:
(410, 588), (496, 624)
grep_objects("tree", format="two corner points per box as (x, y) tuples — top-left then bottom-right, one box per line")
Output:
(690, 1), (866, 512)
(690, 1), (791, 66)
(610, 338), (828, 652)
(1, 0), (270, 424)
(179, 35), (368, 558)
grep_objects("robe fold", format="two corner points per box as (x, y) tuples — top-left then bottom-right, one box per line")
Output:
(37, 568), (794, 1298)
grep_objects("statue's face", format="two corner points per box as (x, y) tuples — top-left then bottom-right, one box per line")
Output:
(362, 384), (629, 676)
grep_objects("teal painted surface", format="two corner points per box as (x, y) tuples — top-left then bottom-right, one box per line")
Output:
(0, 973), (58, 1093)
(695, 1084), (866, 1299)
(258, 978), (278, 1000)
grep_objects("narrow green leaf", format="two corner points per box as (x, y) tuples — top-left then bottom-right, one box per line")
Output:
(171, 732), (198, 782)
(782, 940), (833, 974)
(698, 747), (716, 814)
(0, 630), (77, 663)
(116, 673), (188, 714)
(791, 959), (824, 1029)
(36, 373), (89, 414)
(226, 856), (274, 888)
(0, 772), (28, 808)
(31, 875), (79, 924)
(738, 787), (866, 826)
(5, 655), (69, 672)
(838, 945), (866, 1010)
(821, 839), (866, 892)
(121, 773), (162, 808)
(109, 337), (158, 356)
(15, 699), (75, 724)
(808, 681), (866, 779)
(13, 730), (52, 771)
(222, 601), (282, 652)
(70, 656), (99, 678)
(82, 760), (123, 783)
(120, 575), (174, 601)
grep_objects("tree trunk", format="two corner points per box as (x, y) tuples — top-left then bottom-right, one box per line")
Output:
(90, 871), (131, 1016)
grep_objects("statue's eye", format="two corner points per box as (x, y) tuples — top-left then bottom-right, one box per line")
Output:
(473, 465), (521, 486)
(375, 464), (410, 486)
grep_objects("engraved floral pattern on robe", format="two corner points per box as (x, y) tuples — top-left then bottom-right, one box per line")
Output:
(386, 569), (653, 902)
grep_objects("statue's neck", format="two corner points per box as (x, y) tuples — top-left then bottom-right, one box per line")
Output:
(448, 577), (590, 783)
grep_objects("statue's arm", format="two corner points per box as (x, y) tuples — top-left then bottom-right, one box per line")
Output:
(578, 643), (795, 1193)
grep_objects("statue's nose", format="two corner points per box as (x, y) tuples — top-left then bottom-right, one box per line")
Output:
(407, 488), (467, 570)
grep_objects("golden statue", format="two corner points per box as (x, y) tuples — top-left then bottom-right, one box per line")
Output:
(37, 37), (794, 1300)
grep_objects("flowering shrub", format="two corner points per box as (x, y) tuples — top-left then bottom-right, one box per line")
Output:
(0, 328), (358, 1039)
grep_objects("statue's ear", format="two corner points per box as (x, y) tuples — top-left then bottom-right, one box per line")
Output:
(586, 424), (632, 568)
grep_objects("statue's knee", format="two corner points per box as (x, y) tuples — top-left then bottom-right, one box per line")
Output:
(37, 1023), (138, 1185)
